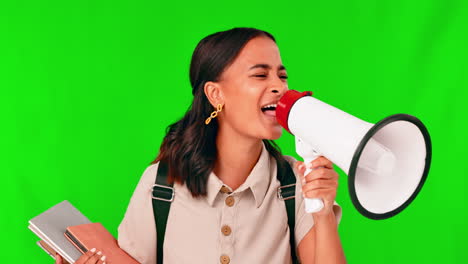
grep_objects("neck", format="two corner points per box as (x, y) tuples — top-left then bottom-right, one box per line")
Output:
(213, 122), (263, 191)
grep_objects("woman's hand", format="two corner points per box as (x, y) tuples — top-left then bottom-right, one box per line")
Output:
(54, 248), (107, 264)
(295, 156), (339, 217)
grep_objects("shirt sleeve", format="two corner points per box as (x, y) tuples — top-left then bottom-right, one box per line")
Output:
(117, 163), (159, 264)
(282, 155), (342, 249)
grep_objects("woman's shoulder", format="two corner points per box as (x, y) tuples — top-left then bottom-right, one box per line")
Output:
(138, 162), (160, 182)
(143, 161), (160, 175)
(126, 162), (161, 198)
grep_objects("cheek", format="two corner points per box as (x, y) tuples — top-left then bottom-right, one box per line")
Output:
(226, 96), (260, 126)
(225, 83), (263, 118)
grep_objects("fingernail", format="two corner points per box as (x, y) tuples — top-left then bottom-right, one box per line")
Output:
(97, 251), (102, 255)
(101, 256), (106, 261)
(90, 248), (96, 253)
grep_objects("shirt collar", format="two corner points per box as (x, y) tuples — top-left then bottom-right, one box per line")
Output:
(206, 141), (271, 208)
(206, 170), (225, 206)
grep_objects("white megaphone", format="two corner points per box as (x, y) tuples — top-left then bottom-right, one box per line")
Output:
(276, 90), (432, 219)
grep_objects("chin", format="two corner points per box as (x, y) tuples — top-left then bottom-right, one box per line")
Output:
(263, 127), (283, 140)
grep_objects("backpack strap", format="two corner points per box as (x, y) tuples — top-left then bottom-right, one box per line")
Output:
(277, 161), (299, 264)
(152, 160), (298, 264)
(151, 161), (174, 264)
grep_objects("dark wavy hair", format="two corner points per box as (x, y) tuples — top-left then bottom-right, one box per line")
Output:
(152, 27), (289, 197)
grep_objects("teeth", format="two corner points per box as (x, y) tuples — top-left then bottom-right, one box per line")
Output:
(262, 103), (277, 109)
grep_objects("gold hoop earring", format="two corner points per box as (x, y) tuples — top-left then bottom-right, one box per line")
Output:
(205, 103), (223, 125)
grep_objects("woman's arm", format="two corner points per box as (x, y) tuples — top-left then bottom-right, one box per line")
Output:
(295, 158), (346, 264)
(298, 212), (346, 264)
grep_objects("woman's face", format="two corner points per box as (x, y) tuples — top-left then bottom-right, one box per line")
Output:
(215, 36), (289, 140)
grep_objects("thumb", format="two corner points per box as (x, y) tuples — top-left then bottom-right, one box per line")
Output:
(294, 161), (304, 172)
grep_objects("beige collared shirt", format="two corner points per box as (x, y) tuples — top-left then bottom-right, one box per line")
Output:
(118, 142), (342, 264)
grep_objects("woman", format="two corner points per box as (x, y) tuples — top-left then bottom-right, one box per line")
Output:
(56, 27), (346, 264)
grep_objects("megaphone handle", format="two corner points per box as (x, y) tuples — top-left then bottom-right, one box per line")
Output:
(303, 155), (325, 213)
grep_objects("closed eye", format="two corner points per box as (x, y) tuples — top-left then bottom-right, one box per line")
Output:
(253, 74), (288, 79)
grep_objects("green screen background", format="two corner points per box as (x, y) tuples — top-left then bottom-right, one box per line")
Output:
(1, 0), (467, 263)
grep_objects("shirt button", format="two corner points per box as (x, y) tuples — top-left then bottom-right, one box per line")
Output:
(220, 255), (230, 264)
(225, 196), (235, 207)
(220, 186), (232, 194)
(221, 225), (232, 236)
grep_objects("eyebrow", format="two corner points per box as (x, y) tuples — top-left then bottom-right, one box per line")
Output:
(248, 64), (286, 71)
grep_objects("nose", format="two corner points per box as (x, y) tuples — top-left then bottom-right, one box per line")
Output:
(269, 78), (288, 97)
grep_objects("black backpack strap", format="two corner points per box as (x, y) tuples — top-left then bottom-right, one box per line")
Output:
(277, 161), (299, 264)
(151, 161), (174, 264)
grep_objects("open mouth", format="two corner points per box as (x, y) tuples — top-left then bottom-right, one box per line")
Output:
(261, 103), (277, 118)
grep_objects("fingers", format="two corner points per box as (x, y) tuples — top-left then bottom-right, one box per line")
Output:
(294, 161), (304, 174)
(85, 250), (106, 264)
(310, 156), (333, 170)
(304, 167), (338, 182)
(299, 160), (338, 201)
(302, 179), (338, 193)
(295, 157), (333, 175)
(76, 248), (107, 264)
(75, 248), (95, 264)
(302, 187), (337, 199)
(55, 253), (63, 264)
